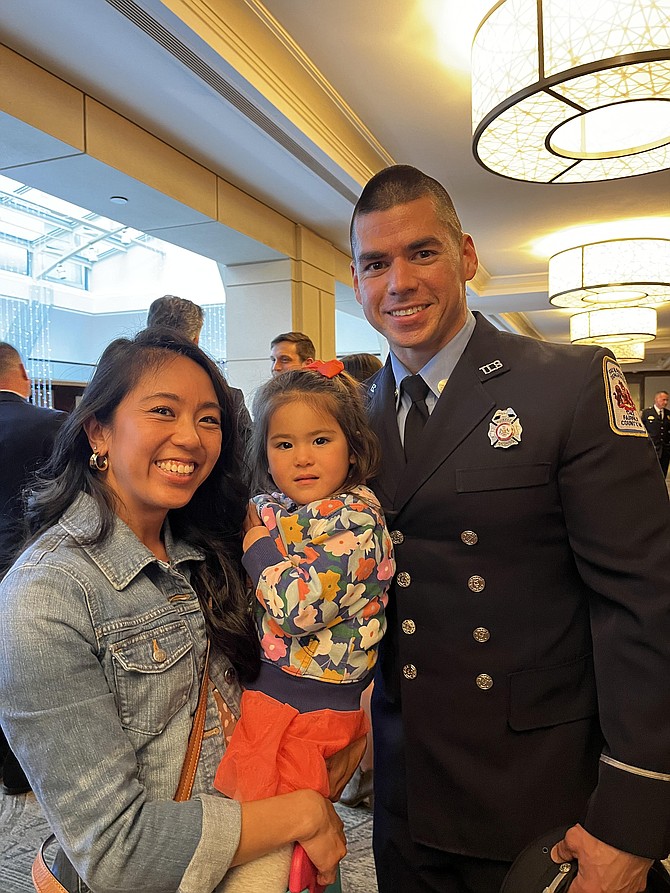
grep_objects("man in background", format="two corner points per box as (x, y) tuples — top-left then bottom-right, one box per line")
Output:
(640, 390), (670, 477)
(0, 342), (67, 795)
(146, 295), (251, 444)
(270, 331), (315, 376)
(147, 294), (204, 343)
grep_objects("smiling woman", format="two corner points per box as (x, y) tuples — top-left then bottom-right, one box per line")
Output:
(0, 329), (350, 893)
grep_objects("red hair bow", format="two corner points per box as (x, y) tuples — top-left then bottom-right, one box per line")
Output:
(305, 359), (344, 379)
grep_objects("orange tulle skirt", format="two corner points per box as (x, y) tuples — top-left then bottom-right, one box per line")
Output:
(214, 689), (369, 801)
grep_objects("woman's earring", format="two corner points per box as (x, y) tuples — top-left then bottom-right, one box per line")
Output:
(89, 450), (109, 472)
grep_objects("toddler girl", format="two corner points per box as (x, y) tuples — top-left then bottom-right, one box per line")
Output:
(215, 359), (394, 892)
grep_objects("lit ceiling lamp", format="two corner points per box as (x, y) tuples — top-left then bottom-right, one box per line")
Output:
(608, 341), (646, 363)
(471, 1), (670, 182)
(569, 306), (657, 344)
(548, 238), (670, 308)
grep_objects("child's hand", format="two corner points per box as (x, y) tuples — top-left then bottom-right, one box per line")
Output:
(242, 503), (270, 551)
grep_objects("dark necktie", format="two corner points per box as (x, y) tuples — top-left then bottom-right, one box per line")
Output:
(402, 374), (430, 462)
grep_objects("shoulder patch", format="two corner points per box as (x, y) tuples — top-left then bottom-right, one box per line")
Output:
(603, 357), (647, 437)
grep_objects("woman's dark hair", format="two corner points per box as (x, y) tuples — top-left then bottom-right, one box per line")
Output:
(27, 328), (259, 679)
(248, 365), (381, 496)
(340, 352), (383, 383)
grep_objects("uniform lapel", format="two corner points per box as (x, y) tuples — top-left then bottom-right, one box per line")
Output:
(367, 361), (405, 510)
(393, 315), (503, 515)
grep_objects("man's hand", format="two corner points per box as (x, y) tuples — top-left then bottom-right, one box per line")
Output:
(325, 735), (367, 801)
(551, 824), (652, 893)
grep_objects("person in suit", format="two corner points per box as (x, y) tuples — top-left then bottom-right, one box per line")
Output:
(349, 165), (670, 893)
(640, 390), (670, 476)
(146, 294), (251, 446)
(270, 331), (316, 377)
(0, 341), (67, 795)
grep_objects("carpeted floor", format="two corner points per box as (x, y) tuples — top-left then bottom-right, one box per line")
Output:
(0, 786), (377, 893)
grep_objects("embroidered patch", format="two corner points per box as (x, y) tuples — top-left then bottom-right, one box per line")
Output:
(488, 407), (522, 448)
(603, 357), (647, 436)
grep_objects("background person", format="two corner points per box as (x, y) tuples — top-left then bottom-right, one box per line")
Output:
(147, 293), (252, 448)
(0, 341), (67, 797)
(340, 353), (383, 383)
(350, 164), (670, 893)
(270, 331), (316, 376)
(0, 329), (348, 893)
(214, 360), (393, 891)
(640, 390), (670, 477)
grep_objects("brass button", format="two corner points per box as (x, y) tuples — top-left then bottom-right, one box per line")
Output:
(468, 575), (485, 592)
(396, 571), (411, 588)
(224, 667), (236, 684)
(402, 664), (417, 680)
(152, 639), (167, 663)
(390, 530), (405, 545)
(402, 619), (416, 635)
(461, 530), (478, 546)
(476, 673), (493, 690)
(473, 627), (490, 643)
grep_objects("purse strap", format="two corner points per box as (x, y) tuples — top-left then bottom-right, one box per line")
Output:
(32, 641), (211, 891)
(174, 639), (210, 801)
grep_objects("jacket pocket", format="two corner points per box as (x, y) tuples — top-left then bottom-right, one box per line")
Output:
(456, 462), (551, 493)
(507, 653), (597, 731)
(111, 619), (194, 735)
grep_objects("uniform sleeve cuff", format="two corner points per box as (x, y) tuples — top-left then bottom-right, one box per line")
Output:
(178, 795), (241, 893)
(583, 758), (670, 859)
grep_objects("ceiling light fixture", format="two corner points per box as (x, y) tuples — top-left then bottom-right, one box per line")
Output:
(548, 238), (670, 308)
(609, 341), (645, 364)
(569, 307), (657, 345)
(54, 263), (67, 280)
(471, 1), (670, 182)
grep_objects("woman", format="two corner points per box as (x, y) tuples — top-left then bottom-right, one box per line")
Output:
(0, 329), (353, 893)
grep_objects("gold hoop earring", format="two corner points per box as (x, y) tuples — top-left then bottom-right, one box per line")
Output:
(89, 450), (109, 472)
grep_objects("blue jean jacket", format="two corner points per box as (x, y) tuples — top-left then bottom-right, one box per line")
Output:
(0, 492), (243, 893)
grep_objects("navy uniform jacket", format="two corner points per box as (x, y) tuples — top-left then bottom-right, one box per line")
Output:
(0, 391), (67, 574)
(640, 404), (670, 458)
(366, 313), (670, 862)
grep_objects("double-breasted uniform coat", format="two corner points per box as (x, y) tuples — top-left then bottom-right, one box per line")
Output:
(366, 313), (670, 863)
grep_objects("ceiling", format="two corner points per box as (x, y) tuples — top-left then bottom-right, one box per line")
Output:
(1, 0), (670, 367)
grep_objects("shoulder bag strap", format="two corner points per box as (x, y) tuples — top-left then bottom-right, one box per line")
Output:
(32, 640), (212, 891)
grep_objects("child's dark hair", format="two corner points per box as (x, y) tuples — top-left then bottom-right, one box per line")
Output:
(249, 365), (381, 495)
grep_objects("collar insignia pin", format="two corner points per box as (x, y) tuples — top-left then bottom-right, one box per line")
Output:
(488, 407), (522, 448)
(438, 379), (447, 393)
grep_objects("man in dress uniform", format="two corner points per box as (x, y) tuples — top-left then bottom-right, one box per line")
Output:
(0, 342), (67, 794)
(640, 390), (670, 477)
(350, 166), (670, 893)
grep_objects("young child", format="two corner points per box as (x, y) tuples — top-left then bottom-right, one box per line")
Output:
(215, 359), (394, 893)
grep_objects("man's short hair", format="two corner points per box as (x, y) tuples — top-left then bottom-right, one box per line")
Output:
(146, 295), (204, 342)
(350, 164), (463, 256)
(270, 331), (316, 363)
(0, 342), (23, 378)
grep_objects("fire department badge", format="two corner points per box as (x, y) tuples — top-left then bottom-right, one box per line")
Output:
(603, 356), (646, 436)
(488, 407), (522, 448)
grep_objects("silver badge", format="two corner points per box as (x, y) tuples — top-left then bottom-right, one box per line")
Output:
(488, 407), (522, 448)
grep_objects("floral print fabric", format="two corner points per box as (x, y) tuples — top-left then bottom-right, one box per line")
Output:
(251, 485), (394, 685)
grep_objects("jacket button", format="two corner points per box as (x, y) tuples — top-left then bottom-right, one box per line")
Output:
(473, 627), (490, 643)
(403, 664), (418, 679)
(152, 639), (167, 663)
(461, 530), (478, 546)
(224, 667), (236, 684)
(468, 575), (485, 592)
(402, 619), (416, 635)
(390, 530), (404, 545)
(396, 571), (411, 587)
(476, 673), (493, 690)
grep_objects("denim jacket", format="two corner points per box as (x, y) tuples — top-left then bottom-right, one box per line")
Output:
(0, 492), (244, 893)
